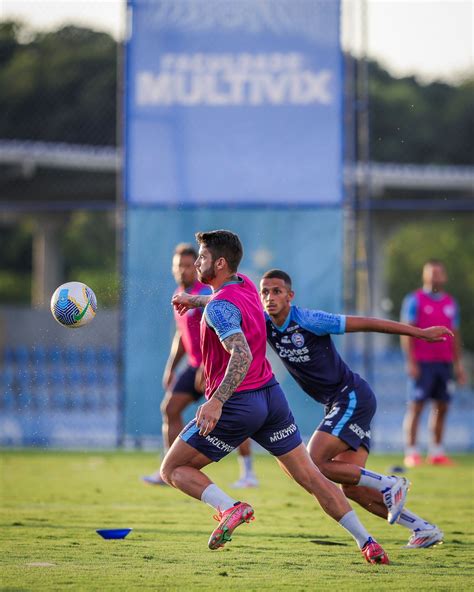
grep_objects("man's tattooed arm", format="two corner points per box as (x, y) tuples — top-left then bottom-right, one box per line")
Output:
(171, 292), (211, 315)
(212, 333), (253, 405)
(187, 294), (210, 307)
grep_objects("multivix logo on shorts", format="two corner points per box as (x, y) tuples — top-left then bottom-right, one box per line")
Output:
(270, 424), (297, 443)
(205, 434), (235, 453)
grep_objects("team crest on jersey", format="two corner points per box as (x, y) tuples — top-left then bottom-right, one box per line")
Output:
(291, 332), (305, 347)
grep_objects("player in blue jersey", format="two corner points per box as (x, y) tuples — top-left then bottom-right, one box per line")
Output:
(259, 269), (453, 549)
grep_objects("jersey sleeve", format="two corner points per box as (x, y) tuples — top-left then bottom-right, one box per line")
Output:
(204, 299), (243, 341)
(401, 293), (418, 324)
(198, 285), (213, 296)
(293, 307), (346, 336)
(452, 298), (460, 330)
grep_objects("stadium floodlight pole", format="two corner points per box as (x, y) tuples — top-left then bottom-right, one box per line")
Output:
(342, 0), (358, 324)
(116, 3), (127, 449)
(356, 0), (375, 386)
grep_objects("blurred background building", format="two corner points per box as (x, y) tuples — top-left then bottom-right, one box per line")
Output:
(0, 0), (472, 450)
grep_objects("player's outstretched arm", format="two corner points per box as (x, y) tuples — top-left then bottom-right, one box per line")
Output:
(345, 316), (454, 342)
(171, 292), (211, 315)
(196, 333), (253, 436)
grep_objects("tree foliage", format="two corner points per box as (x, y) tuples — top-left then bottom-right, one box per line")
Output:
(386, 217), (474, 351)
(0, 21), (116, 145)
(0, 20), (472, 162)
(0, 21), (472, 323)
(369, 61), (474, 164)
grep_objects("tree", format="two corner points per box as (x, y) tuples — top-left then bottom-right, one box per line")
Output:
(0, 21), (117, 145)
(386, 218), (474, 351)
(369, 60), (474, 165)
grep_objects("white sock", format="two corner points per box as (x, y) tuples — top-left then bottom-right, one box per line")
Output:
(405, 446), (419, 456)
(429, 444), (444, 457)
(397, 509), (434, 531)
(358, 468), (397, 492)
(339, 510), (371, 549)
(239, 455), (255, 479)
(201, 484), (237, 512)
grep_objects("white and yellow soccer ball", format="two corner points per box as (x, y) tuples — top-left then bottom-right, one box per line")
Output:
(50, 281), (97, 328)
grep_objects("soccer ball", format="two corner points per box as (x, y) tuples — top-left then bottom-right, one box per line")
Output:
(50, 281), (97, 328)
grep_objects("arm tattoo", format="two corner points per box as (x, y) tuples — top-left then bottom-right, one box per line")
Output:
(188, 294), (211, 308)
(213, 333), (253, 404)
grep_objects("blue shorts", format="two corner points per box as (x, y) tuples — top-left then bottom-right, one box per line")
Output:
(408, 362), (454, 403)
(172, 365), (203, 401)
(179, 379), (302, 462)
(317, 379), (377, 451)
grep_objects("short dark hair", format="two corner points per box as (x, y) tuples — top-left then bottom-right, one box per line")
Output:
(195, 230), (243, 272)
(174, 242), (198, 259)
(262, 269), (292, 289)
(424, 259), (444, 268)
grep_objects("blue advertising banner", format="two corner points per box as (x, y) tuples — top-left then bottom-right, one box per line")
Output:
(123, 207), (343, 438)
(125, 0), (342, 205)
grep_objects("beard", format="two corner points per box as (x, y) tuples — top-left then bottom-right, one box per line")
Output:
(197, 265), (216, 284)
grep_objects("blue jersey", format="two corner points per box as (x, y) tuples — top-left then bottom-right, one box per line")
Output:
(265, 305), (357, 405)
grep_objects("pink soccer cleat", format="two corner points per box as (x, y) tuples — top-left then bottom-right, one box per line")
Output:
(361, 537), (390, 564)
(404, 453), (423, 468)
(208, 502), (255, 550)
(426, 454), (456, 466)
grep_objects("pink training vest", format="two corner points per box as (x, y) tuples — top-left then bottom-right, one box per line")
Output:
(200, 274), (273, 400)
(173, 281), (208, 368)
(412, 289), (456, 362)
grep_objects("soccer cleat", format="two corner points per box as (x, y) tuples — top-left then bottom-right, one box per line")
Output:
(361, 537), (390, 564)
(141, 473), (167, 486)
(231, 475), (259, 489)
(383, 476), (410, 524)
(404, 526), (444, 549)
(208, 502), (254, 550)
(426, 454), (455, 466)
(404, 453), (423, 468)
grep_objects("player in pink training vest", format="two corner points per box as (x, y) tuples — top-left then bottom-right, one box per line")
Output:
(162, 230), (390, 564)
(401, 260), (466, 467)
(142, 243), (258, 487)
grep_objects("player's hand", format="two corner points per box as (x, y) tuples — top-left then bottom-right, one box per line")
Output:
(171, 293), (194, 316)
(454, 362), (467, 386)
(196, 398), (223, 437)
(418, 326), (454, 342)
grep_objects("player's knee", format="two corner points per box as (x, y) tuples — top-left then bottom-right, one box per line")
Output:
(159, 459), (174, 485)
(161, 396), (180, 420)
(160, 397), (170, 417)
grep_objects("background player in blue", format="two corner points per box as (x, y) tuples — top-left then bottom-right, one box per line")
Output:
(260, 269), (454, 549)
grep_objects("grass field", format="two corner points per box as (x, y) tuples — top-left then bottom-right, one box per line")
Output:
(1, 450), (473, 591)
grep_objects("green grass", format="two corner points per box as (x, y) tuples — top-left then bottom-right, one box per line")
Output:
(1, 451), (473, 591)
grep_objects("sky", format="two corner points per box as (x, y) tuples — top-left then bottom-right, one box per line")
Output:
(1, 0), (473, 83)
